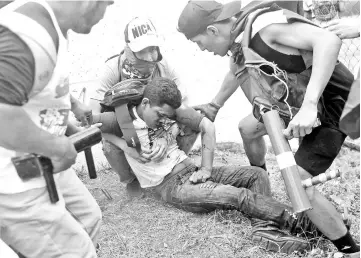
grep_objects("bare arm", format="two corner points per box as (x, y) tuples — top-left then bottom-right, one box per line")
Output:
(260, 22), (342, 138)
(262, 22), (342, 106)
(188, 116), (216, 183)
(198, 117), (216, 171)
(213, 69), (239, 106)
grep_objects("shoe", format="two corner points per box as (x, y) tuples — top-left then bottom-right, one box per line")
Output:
(126, 178), (143, 198)
(252, 228), (311, 254)
(285, 211), (352, 240)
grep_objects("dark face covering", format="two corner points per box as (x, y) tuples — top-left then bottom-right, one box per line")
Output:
(121, 45), (163, 80)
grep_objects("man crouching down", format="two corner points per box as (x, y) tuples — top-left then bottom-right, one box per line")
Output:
(103, 77), (317, 254)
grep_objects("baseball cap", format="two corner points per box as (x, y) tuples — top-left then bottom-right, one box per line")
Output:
(178, 1), (242, 39)
(124, 17), (161, 52)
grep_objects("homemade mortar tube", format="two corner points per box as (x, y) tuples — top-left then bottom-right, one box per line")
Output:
(262, 109), (313, 213)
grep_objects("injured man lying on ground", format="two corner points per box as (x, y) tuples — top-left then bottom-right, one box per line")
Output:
(93, 76), (329, 255)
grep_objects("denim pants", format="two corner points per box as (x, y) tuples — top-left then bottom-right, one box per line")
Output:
(154, 159), (293, 227)
(0, 169), (102, 258)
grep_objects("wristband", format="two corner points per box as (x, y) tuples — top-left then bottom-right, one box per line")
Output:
(210, 100), (222, 110)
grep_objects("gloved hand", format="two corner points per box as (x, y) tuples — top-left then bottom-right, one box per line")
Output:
(192, 102), (221, 122)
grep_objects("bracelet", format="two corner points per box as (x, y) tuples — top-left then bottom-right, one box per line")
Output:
(210, 100), (223, 110)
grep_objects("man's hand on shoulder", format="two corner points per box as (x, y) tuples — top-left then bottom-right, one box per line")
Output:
(324, 18), (360, 39)
(192, 101), (221, 122)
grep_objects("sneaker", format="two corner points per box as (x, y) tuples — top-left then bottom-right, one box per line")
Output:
(126, 178), (143, 198)
(252, 228), (311, 254)
(286, 211), (352, 240)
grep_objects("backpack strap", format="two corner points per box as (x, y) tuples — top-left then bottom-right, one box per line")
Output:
(114, 104), (142, 153)
(105, 49), (125, 82)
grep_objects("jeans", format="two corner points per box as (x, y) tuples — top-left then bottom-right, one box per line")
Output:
(154, 159), (293, 228)
(0, 169), (101, 258)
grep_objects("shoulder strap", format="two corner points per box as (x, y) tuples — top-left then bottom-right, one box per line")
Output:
(242, 7), (276, 48)
(105, 49), (125, 82)
(114, 104), (142, 153)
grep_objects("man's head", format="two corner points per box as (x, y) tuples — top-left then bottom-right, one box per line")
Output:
(49, 1), (114, 36)
(124, 17), (162, 62)
(177, 1), (241, 56)
(139, 78), (182, 129)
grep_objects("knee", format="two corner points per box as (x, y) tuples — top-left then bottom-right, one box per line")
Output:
(238, 118), (255, 139)
(102, 139), (123, 155)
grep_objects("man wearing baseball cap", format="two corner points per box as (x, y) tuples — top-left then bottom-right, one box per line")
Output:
(89, 17), (199, 198)
(177, 0), (359, 257)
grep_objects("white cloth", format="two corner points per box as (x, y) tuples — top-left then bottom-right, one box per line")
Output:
(0, 0), (71, 194)
(124, 107), (188, 188)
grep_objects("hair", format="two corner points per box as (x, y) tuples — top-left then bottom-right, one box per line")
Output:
(143, 77), (182, 109)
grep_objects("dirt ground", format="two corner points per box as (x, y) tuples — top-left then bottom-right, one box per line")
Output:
(74, 142), (360, 258)
(68, 1), (360, 257)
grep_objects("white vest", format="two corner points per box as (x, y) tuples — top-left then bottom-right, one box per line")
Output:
(0, 0), (71, 193)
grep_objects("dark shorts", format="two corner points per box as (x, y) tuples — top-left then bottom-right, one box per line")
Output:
(294, 62), (352, 176)
(295, 125), (346, 176)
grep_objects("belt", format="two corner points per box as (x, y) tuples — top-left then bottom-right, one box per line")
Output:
(163, 158), (198, 183)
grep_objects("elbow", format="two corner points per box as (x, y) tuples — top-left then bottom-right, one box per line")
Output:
(200, 117), (216, 135)
(325, 32), (342, 52)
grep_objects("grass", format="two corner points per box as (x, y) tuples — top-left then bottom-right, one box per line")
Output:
(75, 142), (360, 258)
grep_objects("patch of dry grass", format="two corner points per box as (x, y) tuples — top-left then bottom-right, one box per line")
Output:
(75, 142), (360, 258)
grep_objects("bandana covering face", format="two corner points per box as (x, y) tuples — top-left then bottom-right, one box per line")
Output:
(121, 45), (162, 80)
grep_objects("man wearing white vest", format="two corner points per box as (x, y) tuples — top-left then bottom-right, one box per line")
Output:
(0, 1), (113, 257)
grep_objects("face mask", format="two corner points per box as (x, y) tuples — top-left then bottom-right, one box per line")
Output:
(122, 45), (163, 79)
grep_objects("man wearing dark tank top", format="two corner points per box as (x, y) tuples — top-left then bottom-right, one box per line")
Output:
(177, 0), (359, 257)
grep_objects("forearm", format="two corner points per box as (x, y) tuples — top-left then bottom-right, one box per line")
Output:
(213, 71), (239, 106)
(0, 104), (68, 157)
(303, 35), (342, 105)
(199, 118), (216, 170)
